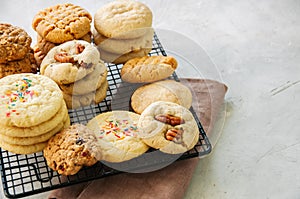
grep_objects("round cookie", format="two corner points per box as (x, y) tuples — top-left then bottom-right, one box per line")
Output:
(0, 49), (38, 78)
(94, 0), (152, 39)
(63, 80), (108, 109)
(0, 23), (32, 63)
(43, 124), (100, 175)
(131, 80), (192, 114)
(0, 73), (63, 127)
(0, 116), (70, 146)
(94, 28), (153, 54)
(121, 55), (178, 83)
(0, 140), (48, 154)
(0, 100), (68, 137)
(87, 111), (149, 162)
(138, 101), (199, 154)
(59, 62), (107, 95)
(32, 3), (92, 43)
(41, 40), (100, 84)
(99, 48), (152, 64)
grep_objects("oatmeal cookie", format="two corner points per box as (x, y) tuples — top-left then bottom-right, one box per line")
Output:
(0, 23), (32, 63)
(43, 124), (100, 175)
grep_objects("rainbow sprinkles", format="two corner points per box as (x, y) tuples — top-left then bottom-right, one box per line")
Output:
(0, 77), (38, 117)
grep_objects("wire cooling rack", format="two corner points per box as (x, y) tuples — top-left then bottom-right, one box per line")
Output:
(0, 33), (212, 198)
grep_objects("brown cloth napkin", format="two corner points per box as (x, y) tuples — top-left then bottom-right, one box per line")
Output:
(48, 78), (228, 199)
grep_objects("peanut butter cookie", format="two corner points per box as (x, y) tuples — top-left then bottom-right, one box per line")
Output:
(32, 3), (92, 43)
(121, 55), (177, 83)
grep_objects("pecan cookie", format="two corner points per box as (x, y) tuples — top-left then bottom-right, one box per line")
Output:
(0, 23), (32, 63)
(94, 0), (152, 39)
(87, 111), (149, 162)
(32, 3), (92, 43)
(40, 40), (100, 84)
(43, 124), (100, 175)
(131, 80), (192, 114)
(121, 55), (178, 83)
(138, 101), (199, 154)
(59, 62), (107, 95)
(36, 32), (92, 56)
(0, 49), (38, 78)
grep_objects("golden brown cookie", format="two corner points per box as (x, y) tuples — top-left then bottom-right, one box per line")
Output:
(43, 124), (100, 175)
(0, 23), (32, 63)
(94, 0), (152, 39)
(33, 45), (45, 66)
(121, 55), (177, 83)
(99, 48), (152, 64)
(32, 3), (92, 43)
(131, 80), (192, 114)
(0, 49), (38, 78)
(138, 101), (199, 154)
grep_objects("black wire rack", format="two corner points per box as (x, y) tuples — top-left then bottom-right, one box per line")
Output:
(0, 33), (212, 198)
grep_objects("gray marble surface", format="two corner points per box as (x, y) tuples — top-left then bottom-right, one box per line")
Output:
(1, 0), (300, 198)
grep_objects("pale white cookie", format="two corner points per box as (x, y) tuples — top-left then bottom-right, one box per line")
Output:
(87, 111), (149, 162)
(0, 116), (70, 146)
(131, 80), (192, 114)
(94, 28), (153, 54)
(0, 100), (68, 137)
(138, 101), (199, 154)
(40, 40), (100, 84)
(59, 62), (107, 95)
(63, 80), (108, 109)
(94, 0), (153, 39)
(121, 56), (177, 83)
(99, 48), (152, 64)
(0, 73), (63, 127)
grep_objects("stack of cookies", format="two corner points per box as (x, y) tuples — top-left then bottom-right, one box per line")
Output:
(0, 73), (69, 154)
(0, 23), (38, 78)
(40, 40), (108, 109)
(32, 3), (93, 66)
(93, 0), (154, 64)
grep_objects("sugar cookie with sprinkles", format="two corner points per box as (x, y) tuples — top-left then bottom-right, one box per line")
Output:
(0, 73), (63, 127)
(87, 111), (149, 162)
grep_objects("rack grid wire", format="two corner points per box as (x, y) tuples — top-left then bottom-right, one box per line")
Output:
(0, 33), (211, 198)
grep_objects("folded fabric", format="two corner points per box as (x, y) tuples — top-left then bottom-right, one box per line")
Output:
(48, 78), (228, 199)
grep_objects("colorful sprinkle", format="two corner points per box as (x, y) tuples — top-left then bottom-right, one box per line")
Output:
(99, 119), (139, 140)
(1, 77), (38, 117)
